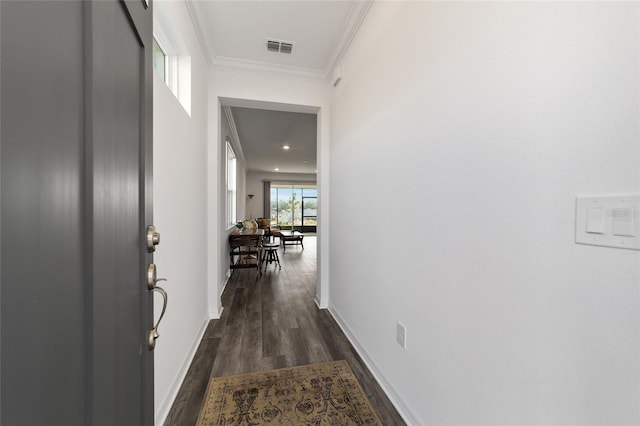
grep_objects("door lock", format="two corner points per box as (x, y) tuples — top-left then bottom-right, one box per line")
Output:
(146, 225), (160, 252)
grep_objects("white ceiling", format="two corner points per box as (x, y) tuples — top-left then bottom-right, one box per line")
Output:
(186, 0), (371, 80)
(186, 0), (373, 174)
(185, 1), (372, 175)
(231, 107), (317, 174)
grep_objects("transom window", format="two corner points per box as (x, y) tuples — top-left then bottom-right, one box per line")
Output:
(152, 38), (167, 83)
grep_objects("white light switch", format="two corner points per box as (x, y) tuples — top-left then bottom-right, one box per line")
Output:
(576, 194), (640, 250)
(586, 207), (605, 234)
(612, 208), (635, 236)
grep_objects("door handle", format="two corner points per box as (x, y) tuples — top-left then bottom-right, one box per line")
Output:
(146, 263), (167, 290)
(146, 225), (160, 252)
(148, 286), (168, 351)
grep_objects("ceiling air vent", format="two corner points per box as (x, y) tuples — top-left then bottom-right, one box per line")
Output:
(279, 43), (293, 54)
(265, 38), (294, 54)
(267, 40), (280, 52)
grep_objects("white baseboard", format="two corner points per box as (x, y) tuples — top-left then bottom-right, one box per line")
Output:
(327, 306), (421, 426)
(154, 317), (209, 426)
(208, 303), (221, 319)
(209, 270), (231, 319)
(221, 269), (231, 295)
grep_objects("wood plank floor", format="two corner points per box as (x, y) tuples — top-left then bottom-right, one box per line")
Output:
(163, 236), (406, 425)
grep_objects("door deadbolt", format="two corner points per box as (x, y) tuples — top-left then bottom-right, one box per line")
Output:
(146, 225), (160, 252)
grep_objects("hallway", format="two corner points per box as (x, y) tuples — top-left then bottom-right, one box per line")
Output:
(164, 237), (405, 425)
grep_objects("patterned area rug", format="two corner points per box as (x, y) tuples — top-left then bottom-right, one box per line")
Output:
(197, 360), (382, 425)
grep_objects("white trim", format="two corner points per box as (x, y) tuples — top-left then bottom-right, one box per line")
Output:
(213, 306), (224, 321)
(220, 270), (232, 302)
(316, 110), (330, 308)
(219, 97), (319, 115)
(183, 0), (372, 83)
(208, 303), (222, 320)
(154, 317), (209, 426)
(325, 0), (374, 78)
(328, 306), (421, 426)
(152, 21), (176, 56)
(222, 105), (247, 167)
(211, 56), (326, 82)
(210, 271), (231, 320)
(184, 0), (214, 68)
(314, 296), (327, 310)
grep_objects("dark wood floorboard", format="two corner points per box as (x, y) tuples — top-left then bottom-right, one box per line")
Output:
(163, 236), (406, 425)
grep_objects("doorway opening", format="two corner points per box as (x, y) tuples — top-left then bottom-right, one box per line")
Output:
(217, 97), (321, 308)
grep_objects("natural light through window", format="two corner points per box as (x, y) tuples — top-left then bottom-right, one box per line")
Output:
(226, 140), (237, 228)
(270, 184), (317, 231)
(152, 38), (167, 83)
(152, 25), (191, 115)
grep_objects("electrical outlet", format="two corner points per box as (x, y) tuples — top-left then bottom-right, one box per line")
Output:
(396, 322), (406, 349)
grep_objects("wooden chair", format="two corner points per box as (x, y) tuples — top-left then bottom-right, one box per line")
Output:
(229, 234), (263, 277)
(256, 218), (271, 231)
(257, 218), (281, 245)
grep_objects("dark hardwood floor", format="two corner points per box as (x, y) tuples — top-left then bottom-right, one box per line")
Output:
(163, 236), (406, 425)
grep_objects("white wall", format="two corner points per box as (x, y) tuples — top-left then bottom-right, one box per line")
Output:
(330, 2), (639, 425)
(218, 108), (247, 287)
(246, 171), (317, 220)
(208, 70), (331, 316)
(152, 1), (209, 424)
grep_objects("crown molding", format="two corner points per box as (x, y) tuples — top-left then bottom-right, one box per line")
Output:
(324, 0), (374, 78)
(184, 0), (214, 68)
(212, 56), (327, 82)
(184, 0), (373, 82)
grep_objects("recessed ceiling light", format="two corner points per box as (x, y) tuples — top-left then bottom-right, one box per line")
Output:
(282, 145), (290, 150)
(275, 168), (279, 171)
(303, 160), (307, 164)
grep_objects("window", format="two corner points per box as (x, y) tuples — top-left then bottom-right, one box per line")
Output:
(302, 188), (317, 226)
(226, 141), (237, 227)
(152, 12), (192, 115)
(270, 184), (317, 230)
(152, 38), (167, 83)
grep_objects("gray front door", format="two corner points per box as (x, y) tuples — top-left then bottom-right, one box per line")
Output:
(1, 1), (154, 424)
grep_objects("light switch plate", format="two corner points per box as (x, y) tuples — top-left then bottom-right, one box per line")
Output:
(576, 194), (640, 250)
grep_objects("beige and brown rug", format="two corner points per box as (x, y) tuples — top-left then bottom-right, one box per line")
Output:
(197, 360), (382, 425)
